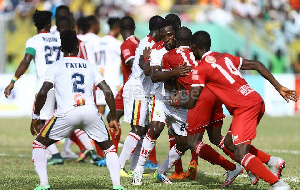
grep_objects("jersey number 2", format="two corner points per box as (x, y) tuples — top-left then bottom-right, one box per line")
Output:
(72, 73), (85, 93)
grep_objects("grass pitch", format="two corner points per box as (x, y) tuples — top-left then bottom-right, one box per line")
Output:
(0, 116), (299, 190)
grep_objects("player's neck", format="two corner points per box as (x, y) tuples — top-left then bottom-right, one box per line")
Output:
(38, 29), (50, 34)
(122, 32), (134, 41)
(64, 52), (78, 57)
(108, 31), (119, 38)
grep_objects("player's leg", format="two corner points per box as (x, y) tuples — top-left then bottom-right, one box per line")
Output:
(168, 134), (185, 179)
(119, 98), (148, 175)
(83, 106), (124, 189)
(33, 135), (57, 190)
(228, 103), (289, 189)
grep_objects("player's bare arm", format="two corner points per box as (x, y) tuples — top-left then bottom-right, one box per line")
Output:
(241, 59), (299, 102)
(30, 82), (53, 136)
(97, 80), (120, 136)
(169, 86), (203, 109)
(142, 47), (151, 76)
(4, 54), (33, 98)
(150, 64), (191, 83)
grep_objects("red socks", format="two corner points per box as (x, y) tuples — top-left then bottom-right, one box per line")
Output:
(241, 153), (279, 184)
(191, 150), (198, 164)
(195, 142), (236, 171)
(169, 135), (183, 173)
(149, 145), (158, 165)
(249, 145), (271, 164)
(69, 131), (85, 151)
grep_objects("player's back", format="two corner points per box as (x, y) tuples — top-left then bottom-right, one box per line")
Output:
(163, 47), (198, 90)
(83, 32), (101, 65)
(196, 51), (263, 114)
(46, 56), (101, 116)
(26, 32), (61, 89)
(98, 35), (122, 84)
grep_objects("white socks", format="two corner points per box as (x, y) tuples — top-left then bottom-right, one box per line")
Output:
(74, 129), (94, 150)
(63, 138), (73, 153)
(32, 140), (49, 187)
(131, 137), (143, 171)
(46, 144), (59, 155)
(157, 145), (183, 174)
(105, 145), (121, 187)
(135, 133), (156, 171)
(119, 132), (141, 169)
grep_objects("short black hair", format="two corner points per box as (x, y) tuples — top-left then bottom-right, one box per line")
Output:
(192, 31), (211, 51)
(77, 17), (87, 34)
(165, 13), (181, 30)
(32, 10), (52, 30)
(56, 16), (72, 30)
(149, 15), (164, 31)
(159, 19), (174, 31)
(85, 15), (99, 30)
(60, 29), (78, 53)
(107, 17), (120, 30)
(55, 5), (70, 19)
(120, 16), (135, 30)
(175, 27), (192, 42)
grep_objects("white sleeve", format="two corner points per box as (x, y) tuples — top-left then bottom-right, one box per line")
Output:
(92, 63), (104, 85)
(44, 65), (56, 84)
(150, 49), (161, 66)
(25, 37), (35, 49)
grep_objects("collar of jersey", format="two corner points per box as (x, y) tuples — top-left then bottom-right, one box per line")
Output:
(39, 31), (50, 33)
(126, 35), (135, 41)
(178, 46), (190, 49)
(147, 35), (155, 43)
(202, 51), (212, 59)
(65, 55), (78, 58)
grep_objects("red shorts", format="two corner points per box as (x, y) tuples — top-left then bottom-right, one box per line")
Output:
(228, 102), (265, 145)
(115, 87), (124, 110)
(186, 88), (225, 135)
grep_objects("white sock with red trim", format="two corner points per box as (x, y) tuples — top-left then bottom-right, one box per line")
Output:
(32, 140), (49, 187)
(157, 145), (183, 174)
(105, 145), (121, 187)
(119, 132), (141, 169)
(63, 138), (73, 153)
(74, 129), (94, 150)
(130, 137), (143, 171)
(135, 133), (156, 172)
(46, 144), (59, 155)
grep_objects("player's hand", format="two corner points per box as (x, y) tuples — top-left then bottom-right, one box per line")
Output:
(277, 86), (299, 103)
(108, 120), (120, 138)
(30, 119), (41, 136)
(169, 92), (181, 107)
(4, 83), (14, 98)
(173, 64), (191, 77)
(143, 47), (151, 60)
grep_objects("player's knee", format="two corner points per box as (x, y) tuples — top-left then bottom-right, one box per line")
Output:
(151, 124), (164, 139)
(133, 125), (146, 136)
(209, 137), (220, 146)
(233, 144), (249, 163)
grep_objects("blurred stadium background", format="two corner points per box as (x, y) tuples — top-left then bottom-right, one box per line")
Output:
(1, 0), (300, 117)
(0, 1), (300, 189)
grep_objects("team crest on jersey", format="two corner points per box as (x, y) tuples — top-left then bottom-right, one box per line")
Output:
(155, 111), (161, 117)
(205, 56), (216, 63)
(74, 94), (85, 106)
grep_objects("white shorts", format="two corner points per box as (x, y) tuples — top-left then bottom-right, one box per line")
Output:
(39, 105), (110, 142)
(123, 97), (149, 127)
(149, 95), (166, 123)
(34, 88), (56, 121)
(165, 103), (188, 137)
(95, 88), (107, 106)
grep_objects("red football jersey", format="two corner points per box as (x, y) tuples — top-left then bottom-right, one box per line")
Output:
(162, 46), (198, 90)
(192, 51), (263, 114)
(78, 38), (88, 60)
(120, 35), (140, 84)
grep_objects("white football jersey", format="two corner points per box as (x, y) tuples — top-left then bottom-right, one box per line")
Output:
(149, 45), (168, 98)
(83, 32), (102, 65)
(44, 56), (104, 117)
(98, 35), (122, 93)
(50, 25), (60, 36)
(126, 35), (156, 97)
(25, 32), (61, 90)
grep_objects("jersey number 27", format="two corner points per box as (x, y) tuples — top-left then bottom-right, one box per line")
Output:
(45, 46), (60, 64)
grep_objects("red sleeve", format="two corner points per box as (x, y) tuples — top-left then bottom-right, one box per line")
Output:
(162, 53), (171, 71)
(121, 42), (137, 64)
(78, 40), (88, 60)
(226, 53), (243, 70)
(191, 65), (206, 87)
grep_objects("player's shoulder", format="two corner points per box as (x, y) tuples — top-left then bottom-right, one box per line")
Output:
(151, 41), (164, 50)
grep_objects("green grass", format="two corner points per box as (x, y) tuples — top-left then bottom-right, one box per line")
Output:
(0, 116), (299, 190)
